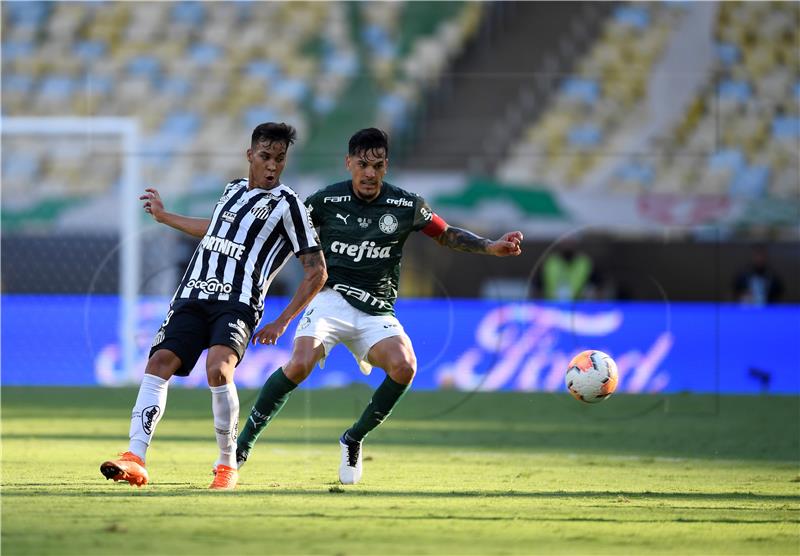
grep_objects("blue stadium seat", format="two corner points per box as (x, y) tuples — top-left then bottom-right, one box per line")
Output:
(715, 42), (740, 67)
(729, 165), (769, 198)
(84, 74), (114, 96)
(379, 94), (409, 130)
(73, 41), (107, 62)
(2, 41), (34, 61)
(363, 25), (397, 58)
(171, 1), (205, 25)
(717, 79), (752, 102)
(568, 124), (603, 147)
(560, 78), (600, 104)
(188, 43), (221, 66)
(6, 1), (50, 26)
(160, 76), (192, 97)
(246, 61), (280, 81)
(615, 161), (655, 186)
(39, 76), (76, 101)
(4, 74), (34, 95)
(127, 55), (161, 81)
(312, 94), (336, 115)
(613, 5), (650, 29)
(708, 148), (746, 172)
(323, 50), (359, 77)
(272, 78), (309, 103)
(771, 116), (799, 140)
(2, 151), (39, 183)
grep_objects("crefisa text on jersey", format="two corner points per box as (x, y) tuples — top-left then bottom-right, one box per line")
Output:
(330, 240), (392, 262)
(386, 197), (413, 207)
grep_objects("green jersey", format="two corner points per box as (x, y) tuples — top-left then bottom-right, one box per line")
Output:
(306, 180), (435, 315)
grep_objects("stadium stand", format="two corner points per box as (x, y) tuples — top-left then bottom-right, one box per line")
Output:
(1, 1), (482, 231)
(498, 2), (798, 200)
(500, 2), (686, 187)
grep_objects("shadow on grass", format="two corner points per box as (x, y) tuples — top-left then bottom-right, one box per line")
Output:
(3, 486), (798, 505)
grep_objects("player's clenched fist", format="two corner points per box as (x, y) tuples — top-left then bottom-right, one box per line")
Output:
(140, 187), (166, 223)
(488, 231), (523, 257)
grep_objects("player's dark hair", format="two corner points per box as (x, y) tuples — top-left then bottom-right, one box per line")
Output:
(348, 128), (389, 157)
(251, 122), (297, 148)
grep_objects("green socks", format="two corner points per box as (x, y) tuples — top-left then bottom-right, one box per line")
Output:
(237, 368), (297, 454)
(346, 375), (409, 443)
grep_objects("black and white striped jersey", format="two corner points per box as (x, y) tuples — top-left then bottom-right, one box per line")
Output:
(173, 178), (320, 323)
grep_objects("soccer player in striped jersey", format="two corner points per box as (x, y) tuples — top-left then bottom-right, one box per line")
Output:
(237, 128), (523, 484)
(100, 123), (326, 490)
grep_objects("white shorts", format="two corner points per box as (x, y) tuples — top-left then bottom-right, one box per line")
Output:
(294, 287), (408, 375)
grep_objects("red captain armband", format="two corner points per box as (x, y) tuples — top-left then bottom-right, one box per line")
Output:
(421, 213), (448, 237)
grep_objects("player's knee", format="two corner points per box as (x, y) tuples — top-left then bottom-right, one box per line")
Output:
(145, 350), (179, 380)
(206, 363), (234, 386)
(388, 359), (416, 385)
(283, 355), (315, 383)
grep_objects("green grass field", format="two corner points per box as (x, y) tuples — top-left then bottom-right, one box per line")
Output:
(2, 386), (798, 555)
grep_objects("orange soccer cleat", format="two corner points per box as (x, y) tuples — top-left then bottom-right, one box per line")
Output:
(209, 464), (238, 490)
(100, 451), (149, 487)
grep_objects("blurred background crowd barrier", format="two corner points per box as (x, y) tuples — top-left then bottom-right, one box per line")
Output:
(2, 1), (798, 390)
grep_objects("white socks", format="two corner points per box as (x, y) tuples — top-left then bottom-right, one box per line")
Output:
(126, 375), (238, 469)
(210, 382), (240, 468)
(129, 374), (169, 462)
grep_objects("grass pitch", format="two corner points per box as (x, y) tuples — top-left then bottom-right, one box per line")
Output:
(2, 386), (798, 555)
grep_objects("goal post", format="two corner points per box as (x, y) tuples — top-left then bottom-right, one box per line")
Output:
(1, 116), (142, 381)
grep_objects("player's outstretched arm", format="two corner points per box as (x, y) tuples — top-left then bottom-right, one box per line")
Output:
(434, 227), (523, 257)
(252, 250), (327, 346)
(140, 187), (211, 238)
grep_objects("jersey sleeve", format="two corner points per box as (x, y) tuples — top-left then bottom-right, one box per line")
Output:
(216, 180), (241, 204)
(304, 190), (324, 227)
(282, 195), (322, 257)
(411, 194), (434, 231)
(412, 194), (448, 236)
(223, 178), (246, 195)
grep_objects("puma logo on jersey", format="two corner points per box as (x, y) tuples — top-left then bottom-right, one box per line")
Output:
(336, 213), (350, 225)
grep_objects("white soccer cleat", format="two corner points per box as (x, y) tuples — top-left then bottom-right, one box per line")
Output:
(338, 435), (363, 485)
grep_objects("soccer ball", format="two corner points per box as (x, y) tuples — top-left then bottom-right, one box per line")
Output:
(565, 350), (619, 403)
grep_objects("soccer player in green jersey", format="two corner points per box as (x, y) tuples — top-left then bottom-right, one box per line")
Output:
(237, 128), (523, 484)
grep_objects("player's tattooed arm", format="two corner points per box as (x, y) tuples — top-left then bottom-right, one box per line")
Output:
(435, 227), (523, 257)
(254, 250), (327, 346)
(300, 250), (326, 277)
(435, 226), (492, 253)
